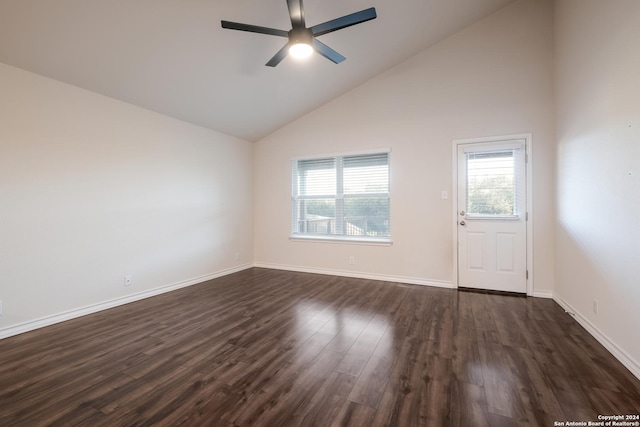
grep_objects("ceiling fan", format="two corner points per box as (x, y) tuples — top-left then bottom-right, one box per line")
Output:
(221, 0), (377, 67)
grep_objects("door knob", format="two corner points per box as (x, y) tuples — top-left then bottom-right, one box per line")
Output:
(460, 210), (465, 216)
(459, 221), (466, 226)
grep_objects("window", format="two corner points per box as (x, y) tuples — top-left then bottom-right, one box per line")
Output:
(465, 148), (523, 217)
(291, 152), (390, 242)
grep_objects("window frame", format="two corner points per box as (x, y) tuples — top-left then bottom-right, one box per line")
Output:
(290, 149), (392, 245)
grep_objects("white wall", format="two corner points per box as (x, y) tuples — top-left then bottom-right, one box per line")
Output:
(0, 63), (253, 335)
(254, 0), (555, 293)
(554, 0), (640, 375)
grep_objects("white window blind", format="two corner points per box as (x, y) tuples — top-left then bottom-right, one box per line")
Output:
(292, 152), (390, 241)
(465, 148), (523, 216)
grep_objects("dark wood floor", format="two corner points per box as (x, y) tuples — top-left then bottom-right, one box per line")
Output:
(1, 268), (639, 426)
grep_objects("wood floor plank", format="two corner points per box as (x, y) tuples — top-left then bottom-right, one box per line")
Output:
(331, 400), (376, 427)
(1, 268), (639, 426)
(450, 380), (491, 427)
(334, 314), (389, 377)
(293, 372), (357, 426)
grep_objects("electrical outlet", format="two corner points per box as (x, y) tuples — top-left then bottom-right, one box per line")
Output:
(0, 300), (3, 316)
(235, 252), (240, 261)
(593, 299), (598, 315)
(125, 275), (132, 286)
(349, 256), (355, 265)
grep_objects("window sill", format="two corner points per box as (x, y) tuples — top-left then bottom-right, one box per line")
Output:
(289, 235), (392, 246)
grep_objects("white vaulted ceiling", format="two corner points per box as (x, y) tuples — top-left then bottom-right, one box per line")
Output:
(0, 0), (514, 141)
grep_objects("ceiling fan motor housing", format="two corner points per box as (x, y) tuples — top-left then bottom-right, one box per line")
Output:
(289, 28), (313, 46)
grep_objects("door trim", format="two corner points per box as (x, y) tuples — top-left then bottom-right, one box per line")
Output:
(452, 133), (534, 296)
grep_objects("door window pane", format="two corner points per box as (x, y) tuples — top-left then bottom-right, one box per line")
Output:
(465, 150), (517, 215)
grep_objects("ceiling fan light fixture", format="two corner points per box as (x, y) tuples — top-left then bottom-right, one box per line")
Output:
(288, 28), (314, 60)
(289, 42), (313, 59)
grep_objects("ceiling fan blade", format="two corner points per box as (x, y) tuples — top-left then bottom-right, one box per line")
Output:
(221, 21), (288, 37)
(266, 44), (290, 67)
(286, 0), (306, 29)
(310, 7), (377, 37)
(312, 39), (346, 64)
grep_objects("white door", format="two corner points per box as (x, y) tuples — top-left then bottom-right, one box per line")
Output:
(456, 139), (527, 293)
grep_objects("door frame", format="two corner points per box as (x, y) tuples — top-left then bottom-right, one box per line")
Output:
(452, 133), (534, 296)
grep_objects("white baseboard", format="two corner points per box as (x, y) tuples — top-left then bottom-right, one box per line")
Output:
(553, 293), (640, 381)
(0, 264), (253, 341)
(253, 262), (454, 289)
(532, 290), (553, 299)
